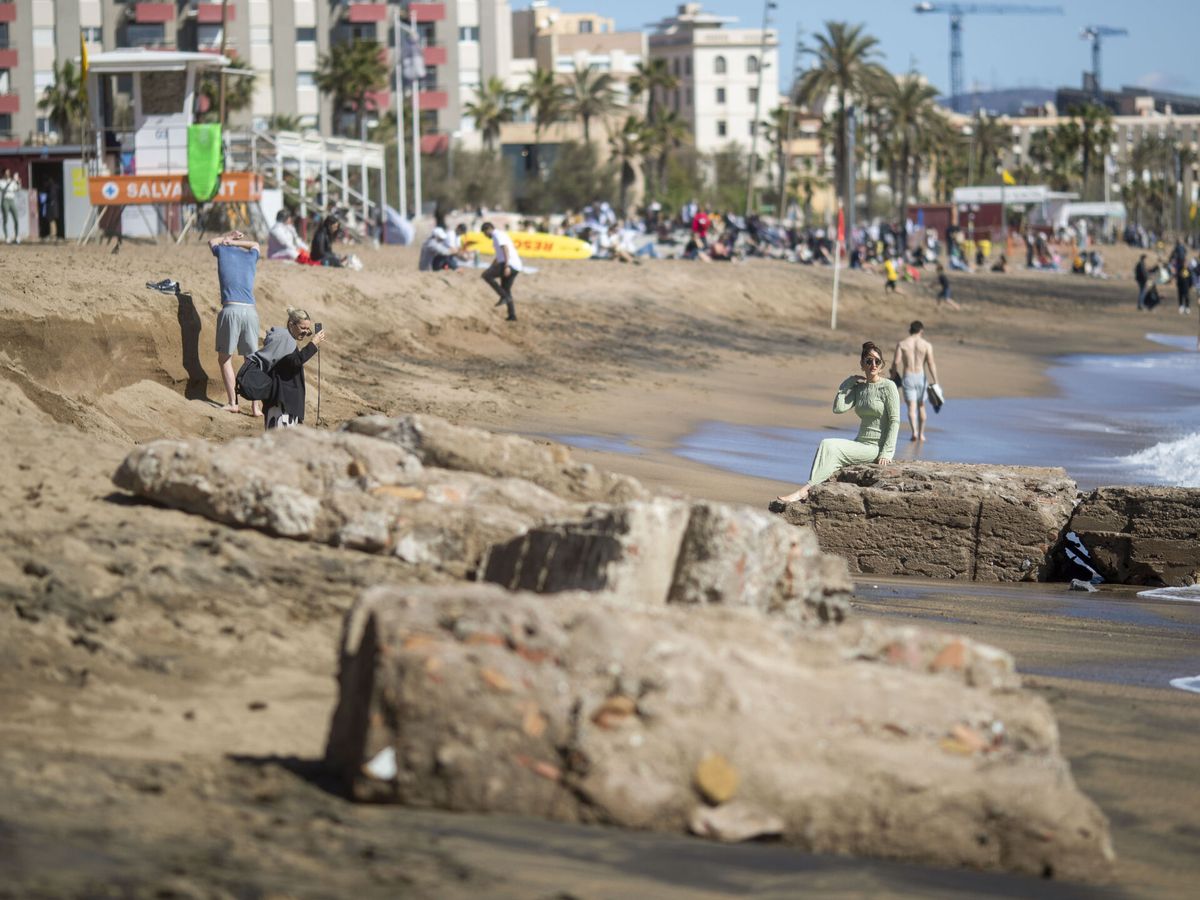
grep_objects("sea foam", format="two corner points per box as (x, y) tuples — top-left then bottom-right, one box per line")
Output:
(1119, 431), (1200, 488)
(1137, 586), (1200, 603)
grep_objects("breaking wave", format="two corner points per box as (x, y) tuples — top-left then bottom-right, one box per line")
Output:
(1119, 431), (1200, 488)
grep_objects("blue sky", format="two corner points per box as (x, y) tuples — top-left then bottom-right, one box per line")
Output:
(542, 0), (1195, 97)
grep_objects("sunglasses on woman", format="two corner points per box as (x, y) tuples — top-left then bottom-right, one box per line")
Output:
(862, 357), (883, 368)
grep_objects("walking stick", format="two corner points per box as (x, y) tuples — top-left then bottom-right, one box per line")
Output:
(316, 347), (321, 426)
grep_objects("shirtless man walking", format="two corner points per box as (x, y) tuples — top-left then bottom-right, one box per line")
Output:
(892, 321), (940, 442)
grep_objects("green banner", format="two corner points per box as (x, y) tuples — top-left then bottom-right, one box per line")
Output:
(187, 124), (224, 203)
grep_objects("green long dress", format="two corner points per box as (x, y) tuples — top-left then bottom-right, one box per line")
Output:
(806, 375), (900, 486)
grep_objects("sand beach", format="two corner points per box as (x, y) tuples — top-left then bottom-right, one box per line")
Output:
(1, 241), (1199, 897)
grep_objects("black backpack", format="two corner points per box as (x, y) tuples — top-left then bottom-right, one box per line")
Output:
(236, 355), (274, 402)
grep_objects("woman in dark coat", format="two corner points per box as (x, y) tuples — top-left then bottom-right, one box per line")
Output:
(260, 307), (328, 429)
(309, 216), (346, 267)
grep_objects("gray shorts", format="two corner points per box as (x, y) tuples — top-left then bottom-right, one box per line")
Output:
(902, 373), (927, 404)
(216, 304), (260, 356)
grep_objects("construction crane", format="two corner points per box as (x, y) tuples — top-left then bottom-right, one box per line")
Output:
(914, 3), (1065, 113)
(1081, 25), (1129, 100)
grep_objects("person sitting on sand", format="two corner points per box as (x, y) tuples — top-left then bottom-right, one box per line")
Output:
(210, 229), (263, 416)
(259, 308), (328, 429)
(310, 216), (347, 267)
(990, 253), (1008, 273)
(772, 342), (899, 507)
(268, 209), (310, 263)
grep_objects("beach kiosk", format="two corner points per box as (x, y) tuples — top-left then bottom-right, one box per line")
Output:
(79, 48), (262, 242)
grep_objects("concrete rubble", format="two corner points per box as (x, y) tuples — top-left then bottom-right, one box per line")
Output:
(1066, 487), (1200, 586)
(483, 499), (852, 622)
(776, 461), (1078, 581)
(324, 584), (1115, 881)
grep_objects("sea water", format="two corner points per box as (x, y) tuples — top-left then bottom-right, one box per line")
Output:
(656, 333), (1200, 490)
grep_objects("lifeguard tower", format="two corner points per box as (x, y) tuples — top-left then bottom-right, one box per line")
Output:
(78, 48), (392, 245)
(79, 48), (263, 242)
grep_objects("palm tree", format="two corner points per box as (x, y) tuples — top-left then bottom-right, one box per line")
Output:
(464, 76), (513, 153)
(1070, 103), (1115, 199)
(566, 64), (621, 143)
(795, 22), (887, 217)
(628, 58), (677, 124)
(315, 40), (388, 138)
(878, 73), (942, 229)
(645, 109), (690, 199)
(517, 67), (567, 176)
(1028, 123), (1080, 192)
(265, 113), (304, 133)
(38, 60), (87, 143)
(760, 105), (791, 216)
(198, 58), (257, 124)
(608, 115), (644, 214)
(968, 111), (1009, 184)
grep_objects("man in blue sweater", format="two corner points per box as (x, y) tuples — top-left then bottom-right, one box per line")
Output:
(209, 230), (263, 415)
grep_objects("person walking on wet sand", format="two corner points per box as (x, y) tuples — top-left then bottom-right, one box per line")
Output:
(481, 222), (522, 322)
(892, 321), (941, 442)
(210, 230), (263, 415)
(772, 342), (899, 507)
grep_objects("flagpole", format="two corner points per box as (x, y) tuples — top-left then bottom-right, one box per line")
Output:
(410, 7), (422, 223)
(393, 8), (407, 221)
(831, 202), (843, 331)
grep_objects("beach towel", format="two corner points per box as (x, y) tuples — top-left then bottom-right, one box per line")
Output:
(187, 124), (223, 203)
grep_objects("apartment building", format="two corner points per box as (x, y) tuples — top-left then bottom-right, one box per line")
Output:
(648, 2), (778, 154)
(0, 1), (512, 152)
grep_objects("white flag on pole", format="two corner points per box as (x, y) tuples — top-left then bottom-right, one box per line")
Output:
(400, 30), (426, 86)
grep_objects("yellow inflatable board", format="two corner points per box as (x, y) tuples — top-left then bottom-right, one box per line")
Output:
(461, 230), (594, 260)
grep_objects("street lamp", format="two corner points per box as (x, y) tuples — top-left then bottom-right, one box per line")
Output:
(744, 0), (777, 218)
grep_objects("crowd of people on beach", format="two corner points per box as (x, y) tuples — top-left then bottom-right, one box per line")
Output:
(1133, 237), (1199, 314)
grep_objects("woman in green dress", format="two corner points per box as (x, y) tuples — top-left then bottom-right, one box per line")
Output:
(773, 342), (899, 506)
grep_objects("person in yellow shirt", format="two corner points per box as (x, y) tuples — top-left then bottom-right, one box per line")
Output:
(884, 256), (903, 294)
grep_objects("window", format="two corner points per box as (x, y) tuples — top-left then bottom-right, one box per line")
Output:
(0, 70), (9, 93)
(297, 72), (316, 88)
(125, 23), (166, 47)
(296, 28), (317, 43)
(685, 57), (691, 76)
(749, 87), (758, 104)
(749, 120), (756, 136)
(747, 55), (759, 74)
(459, 26), (480, 42)
(0, 113), (11, 136)
(34, 71), (55, 94)
(686, 88), (692, 106)
(81, 27), (102, 44)
(716, 87), (725, 104)
(673, 58), (680, 76)
(579, 21), (593, 34)
(0, 24), (8, 50)
(717, 120), (727, 137)
(714, 55), (726, 75)
(673, 89), (680, 111)
(197, 25), (223, 50)
(33, 28), (54, 47)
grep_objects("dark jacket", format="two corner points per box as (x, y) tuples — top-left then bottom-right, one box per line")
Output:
(269, 342), (319, 422)
(310, 227), (333, 263)
(1135, 259), (1147, 285)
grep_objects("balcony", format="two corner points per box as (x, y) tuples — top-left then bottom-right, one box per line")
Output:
(0, 49), (16, 68)
(0, 92), (19, 114)
(420, 133), (449, 154)
(409, 3), (446, 23)
(196, 3), (234, 25)
(365, 89), (390, 111)
(134, 3), (175, 25)
(422, 45), (446, 66)
(0, 5), (14, 26)
(345, 2), (388, 24)
(418, 90), (447, 110)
